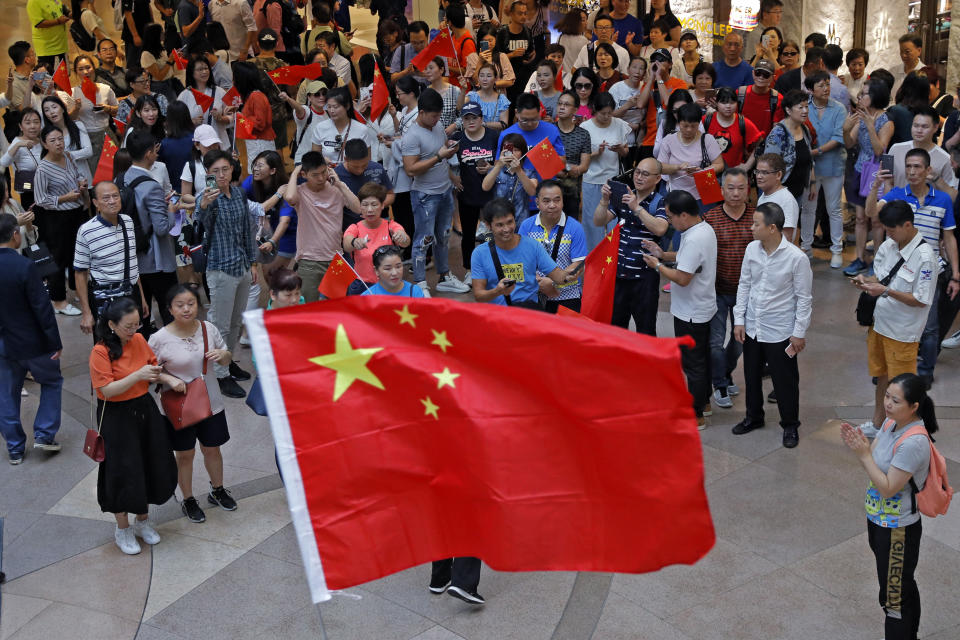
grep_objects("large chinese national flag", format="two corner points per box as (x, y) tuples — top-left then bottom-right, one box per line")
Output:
(580, 223), (621, 322)
(244, 296), (714, 603)
(411, 31), (456, 71)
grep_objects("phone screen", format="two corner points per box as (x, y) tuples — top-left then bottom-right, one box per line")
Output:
(705, 89), (717, 101)
(205, 175), (217, 190)
(479, 40), (490, 53)
(880, 154), (895, 174)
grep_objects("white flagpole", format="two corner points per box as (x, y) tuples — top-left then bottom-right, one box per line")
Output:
(314, 604), (330, 640)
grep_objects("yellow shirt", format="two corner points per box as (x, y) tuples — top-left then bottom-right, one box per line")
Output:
(27, 0), (69, 57)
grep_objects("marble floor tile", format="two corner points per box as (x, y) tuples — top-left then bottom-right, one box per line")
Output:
(700, 444), (751, 485)
(134, 625), (189, 640)
(249, 522), (300, 564)
(6, 602), (139, 640)
(591, 591), (693, 640)
(0, 514), (117, 580)
(46, 467), (115, 523)
(0, 593), (53, 640)
(155, 488), (290, 550)
(408, 626), (468, 640)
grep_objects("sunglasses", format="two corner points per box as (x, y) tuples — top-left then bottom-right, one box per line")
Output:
(574, 82), (593, 90)
(782, 50), (798, 56)
(754, 70), (772, 78)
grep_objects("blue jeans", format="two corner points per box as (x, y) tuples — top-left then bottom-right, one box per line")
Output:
(709, 293), (742, 390)
(918, 277), (943, 377)
(0, 339), (63, 455)
(581, 182), (615, 253)
(411, 189), (454, 283)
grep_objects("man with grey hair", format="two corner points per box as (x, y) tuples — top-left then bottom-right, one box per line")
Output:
(732, 202), (813, 448)
(713, 31), (754, 89)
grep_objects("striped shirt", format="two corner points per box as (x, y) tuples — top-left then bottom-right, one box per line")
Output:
(33, 157), (86, 211)
(196, 186), (257, 277)
(704, 203), (756, 296)
(879, 183), (956, 271)
(74, 214), (140, 285)
(617, 191), (668, 279)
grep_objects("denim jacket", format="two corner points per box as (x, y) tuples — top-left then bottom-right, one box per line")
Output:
(763, 120), (815, 183)
(807, 96), (847, 177)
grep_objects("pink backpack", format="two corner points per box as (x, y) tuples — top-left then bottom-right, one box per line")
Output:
(888, 421), (953, 517)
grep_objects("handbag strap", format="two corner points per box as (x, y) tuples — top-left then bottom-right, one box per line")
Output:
(97, 400), (106, 433)
(487, 240), (511, 306)
(200, 320), (209, 376)
(879, 256), (906, 287)
(118, 215), (130, 286)
(549, 224), (565, 261)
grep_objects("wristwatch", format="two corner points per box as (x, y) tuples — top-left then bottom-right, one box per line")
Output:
(881, 287), (890, 298)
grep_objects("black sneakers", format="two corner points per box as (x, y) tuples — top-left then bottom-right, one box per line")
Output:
(218, 376), (246, 398)
(447, 586), (485, 605)
(782, 427), (799, 449)
(429, 577), (451, 594)
(182, 496), (206, 523)
(767, 390), (778, 404)
(208, 485), (238, 511)
(731, 419), (764, 435)
(229, 362), (251, 381)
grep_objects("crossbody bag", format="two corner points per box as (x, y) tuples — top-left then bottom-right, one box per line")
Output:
(855, 257), (905, 327)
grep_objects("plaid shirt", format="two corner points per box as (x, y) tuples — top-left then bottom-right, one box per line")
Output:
(197, 186), (257, 277)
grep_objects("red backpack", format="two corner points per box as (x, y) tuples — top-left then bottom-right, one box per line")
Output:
(886, 421), (953, 517)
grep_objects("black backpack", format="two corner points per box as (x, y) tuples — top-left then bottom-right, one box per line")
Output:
(117, 172), (157, 254)
(70, 12), (97, 52)
(263, 0), (305, 51)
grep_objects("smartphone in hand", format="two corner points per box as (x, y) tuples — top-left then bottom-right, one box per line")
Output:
(880, 154), (895, 175)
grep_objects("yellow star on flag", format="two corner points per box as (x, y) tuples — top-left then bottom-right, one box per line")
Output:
(308, 324), (384, 401)
(395, 305), (418, 327)
(421, 396), (439, 419)
(605, 256), (613, 264)
(431, 330), (452, 353)
(541, 142), (550, 150)
(432, 367), (460, 389)
(605, 230), (615, 242)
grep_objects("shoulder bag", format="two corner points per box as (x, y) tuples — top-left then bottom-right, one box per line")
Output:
(83, 402), (106, 462)
(855, 256), (905, 326)
(487, 240), (542, 310)
(160, 322), (214, 430)
(537, 224), (565, 308)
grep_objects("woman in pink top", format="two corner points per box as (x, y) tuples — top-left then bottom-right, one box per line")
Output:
(343, 183), (410, 286)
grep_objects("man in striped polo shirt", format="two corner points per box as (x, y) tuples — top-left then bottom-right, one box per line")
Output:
(74, 182), (147, 337)
(868, 147), (960, 386)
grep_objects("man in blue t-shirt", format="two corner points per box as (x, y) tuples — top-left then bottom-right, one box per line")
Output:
(713, 32), (754, 89)
(335, 139), (395, 230)
(608, 0), (644, 54)
(471, 198), (580, 307)
(496, 94), (565, 200)
(517, 180), (588, 313)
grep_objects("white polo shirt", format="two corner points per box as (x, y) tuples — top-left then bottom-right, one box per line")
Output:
(671, 220), (718, 324)
(873, 232), (937, 343)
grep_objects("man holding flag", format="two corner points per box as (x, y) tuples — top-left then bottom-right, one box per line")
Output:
(497, 94), (565, 218)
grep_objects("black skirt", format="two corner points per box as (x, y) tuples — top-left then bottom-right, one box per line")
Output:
(97, 394), (178, 514)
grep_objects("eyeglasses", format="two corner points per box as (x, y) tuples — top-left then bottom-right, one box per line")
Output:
(557, 101), (576, 108)
(574, 82), (593, 90)
(754, 169), (779, 176)
(517, 117), (538, 124)
(133, 77), (150, 85)
(99, 45), (117, 52)
(209, 166), (232, 174)
(754, 70), (772, 78)
(635, 170), (660, 178)
(118, 322), (142, 332)
(596, 25), (614, 31)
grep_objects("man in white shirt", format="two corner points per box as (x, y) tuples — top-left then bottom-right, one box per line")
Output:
(756, 153), (800, 242)
(851, 200), (936, 432)
(317, 31), (353, 92)
(641, 190), (717, 429)
(892, 33), (924, 98)
(572, 14), (629, 74)
(732, 202), (813, 449)
(888, 106), (958, 198)
(208, 0), (258, 61)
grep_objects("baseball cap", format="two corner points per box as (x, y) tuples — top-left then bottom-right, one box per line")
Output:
(650, 48), (672, 63)
(192, 124), (220, 147)
(679, 28), (699, 44)
(305, 80), (328, 95)
(753, 59), (776, 75)
(461, 102), (483, 118)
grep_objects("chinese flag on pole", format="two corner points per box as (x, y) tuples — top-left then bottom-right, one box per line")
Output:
(190, 87), (215, 113)
(52, 60), (71, 93)
(235, 113), (256, 140)
(580, 223), (621, 323)
(113, 117), (127, 136)
(526, 138), (565, 180)
(317, 254), (359, 299)
(693, 168), (723, 205)
(411, 31), (456, 71)
(92, 137), (118, 184)
(80, 76), (98, 104)
(243, 296), (713, 603)
(170, 47), (188, 70)
(370, 67), (389, 121)
(222, 85), (242, 109)
(268, 65), (305, 86)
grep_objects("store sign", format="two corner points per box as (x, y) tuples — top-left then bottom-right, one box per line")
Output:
(729, 0), (760, 30)
(677, 16), (737, 46)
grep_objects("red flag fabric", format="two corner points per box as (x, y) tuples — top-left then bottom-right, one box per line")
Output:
(222, 86), (242, 109)
(170, 48), (188, 70)
(555, 63), (564, 91)
(113, 117), (127, 135)
(581, 224), (621, 322)
(92, 137), (118, 184)
(190, 87), (215, 113)
(411, 31), (456, 71)
(370, 67), (389, 121)
(693, 168), (723, 205)
(317, 254), (359, 299)
(80, 76), (98, 104)
(526, 137), (565, 180)
(268, 65), (305, 86)
(52, 60), (71, 93)
(244, 296), (714, 602)
(301, 62), (324, 80)
(235, 113), (256, 140)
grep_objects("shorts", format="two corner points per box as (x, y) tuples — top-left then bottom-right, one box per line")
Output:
(166, 410), (230, 451)
(867, 328), (918, 379)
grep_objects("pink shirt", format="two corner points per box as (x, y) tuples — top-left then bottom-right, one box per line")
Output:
(295, 182), (344, 262)
(345, 218), (405, 282)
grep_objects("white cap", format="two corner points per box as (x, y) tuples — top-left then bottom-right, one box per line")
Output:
(193, 124), (220, 147)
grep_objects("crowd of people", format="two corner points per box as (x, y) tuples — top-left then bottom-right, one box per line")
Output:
(0, 0), (955, 630)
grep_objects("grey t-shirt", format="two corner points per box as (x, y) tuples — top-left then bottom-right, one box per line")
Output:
(399, 121), (450, 195)
(861, 419), (931, 528)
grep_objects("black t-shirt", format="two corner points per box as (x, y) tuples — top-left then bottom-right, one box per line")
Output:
(177, 0), (207, 51)
(121, 0), (154, 42)
(456, 127), (500, 205)
(641, 11), (681, 45)
(495, 26), (534, 71)
(784, 138), (812, 198)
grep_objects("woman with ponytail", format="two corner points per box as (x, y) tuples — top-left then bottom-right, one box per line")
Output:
(89, 297), (178, 555)
(841, 373), (936, 640)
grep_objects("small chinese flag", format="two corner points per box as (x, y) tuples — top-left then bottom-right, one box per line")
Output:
(268, 65), (304, 86)
(80, 76), (98, 104)
(526, 138), (565, 180)
(693, 168), (723, 205)
(190, 87), (215, 113)
(92, 137), (118, 184)
(170, 47), (188, 70)
(222, 85), (242, 108)
(318, 254), (360, 299)
(52, 60), (71, 93)
(301, 62), (324, 80)
(113, 117), (127, 135)
(352, 109), (368, 124)
(411, 31), (456, 71)
(235, 113), (256, 139)
(243, 295), (713, 602)
(581, 223), (621, 323)
(370, 67), (389, 121)
(555, 63), (564, 91)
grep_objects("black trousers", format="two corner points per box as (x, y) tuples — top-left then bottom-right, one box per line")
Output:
(458, 201), (481, 269)
(673, 317), (711, 417)
(139, 271), (179, 326)
(868, 519), (922, 640)
(36, 206), (88, 302)
(544, 297), (581, 314)
(392, 192), (414, 260)
(612, 273), (659, 336)
(431, 557), (481, 592)
(742, 335), (800, 430)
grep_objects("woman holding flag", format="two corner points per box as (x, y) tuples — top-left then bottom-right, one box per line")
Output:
(309, 87), (376, 166)
(60, 55), (118, 178)
(232, 61), (276, 172)
(177, 57), (232, 149)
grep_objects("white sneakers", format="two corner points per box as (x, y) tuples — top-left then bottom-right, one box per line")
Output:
(830, 253), (843, 269)
(116, 518), (162, 554)
(942, 330), (960, 349)
(435, 274), (471, 294)
(53, 303), (82, 316)
(414, 281), (432, 298)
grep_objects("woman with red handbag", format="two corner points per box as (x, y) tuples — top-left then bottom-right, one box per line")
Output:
(149, 284), (236, 524)
(89, 298), (178, 555)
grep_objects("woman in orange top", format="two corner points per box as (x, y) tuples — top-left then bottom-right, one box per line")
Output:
(89, 298), (178, 556)
(232, 61), (277, 172)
